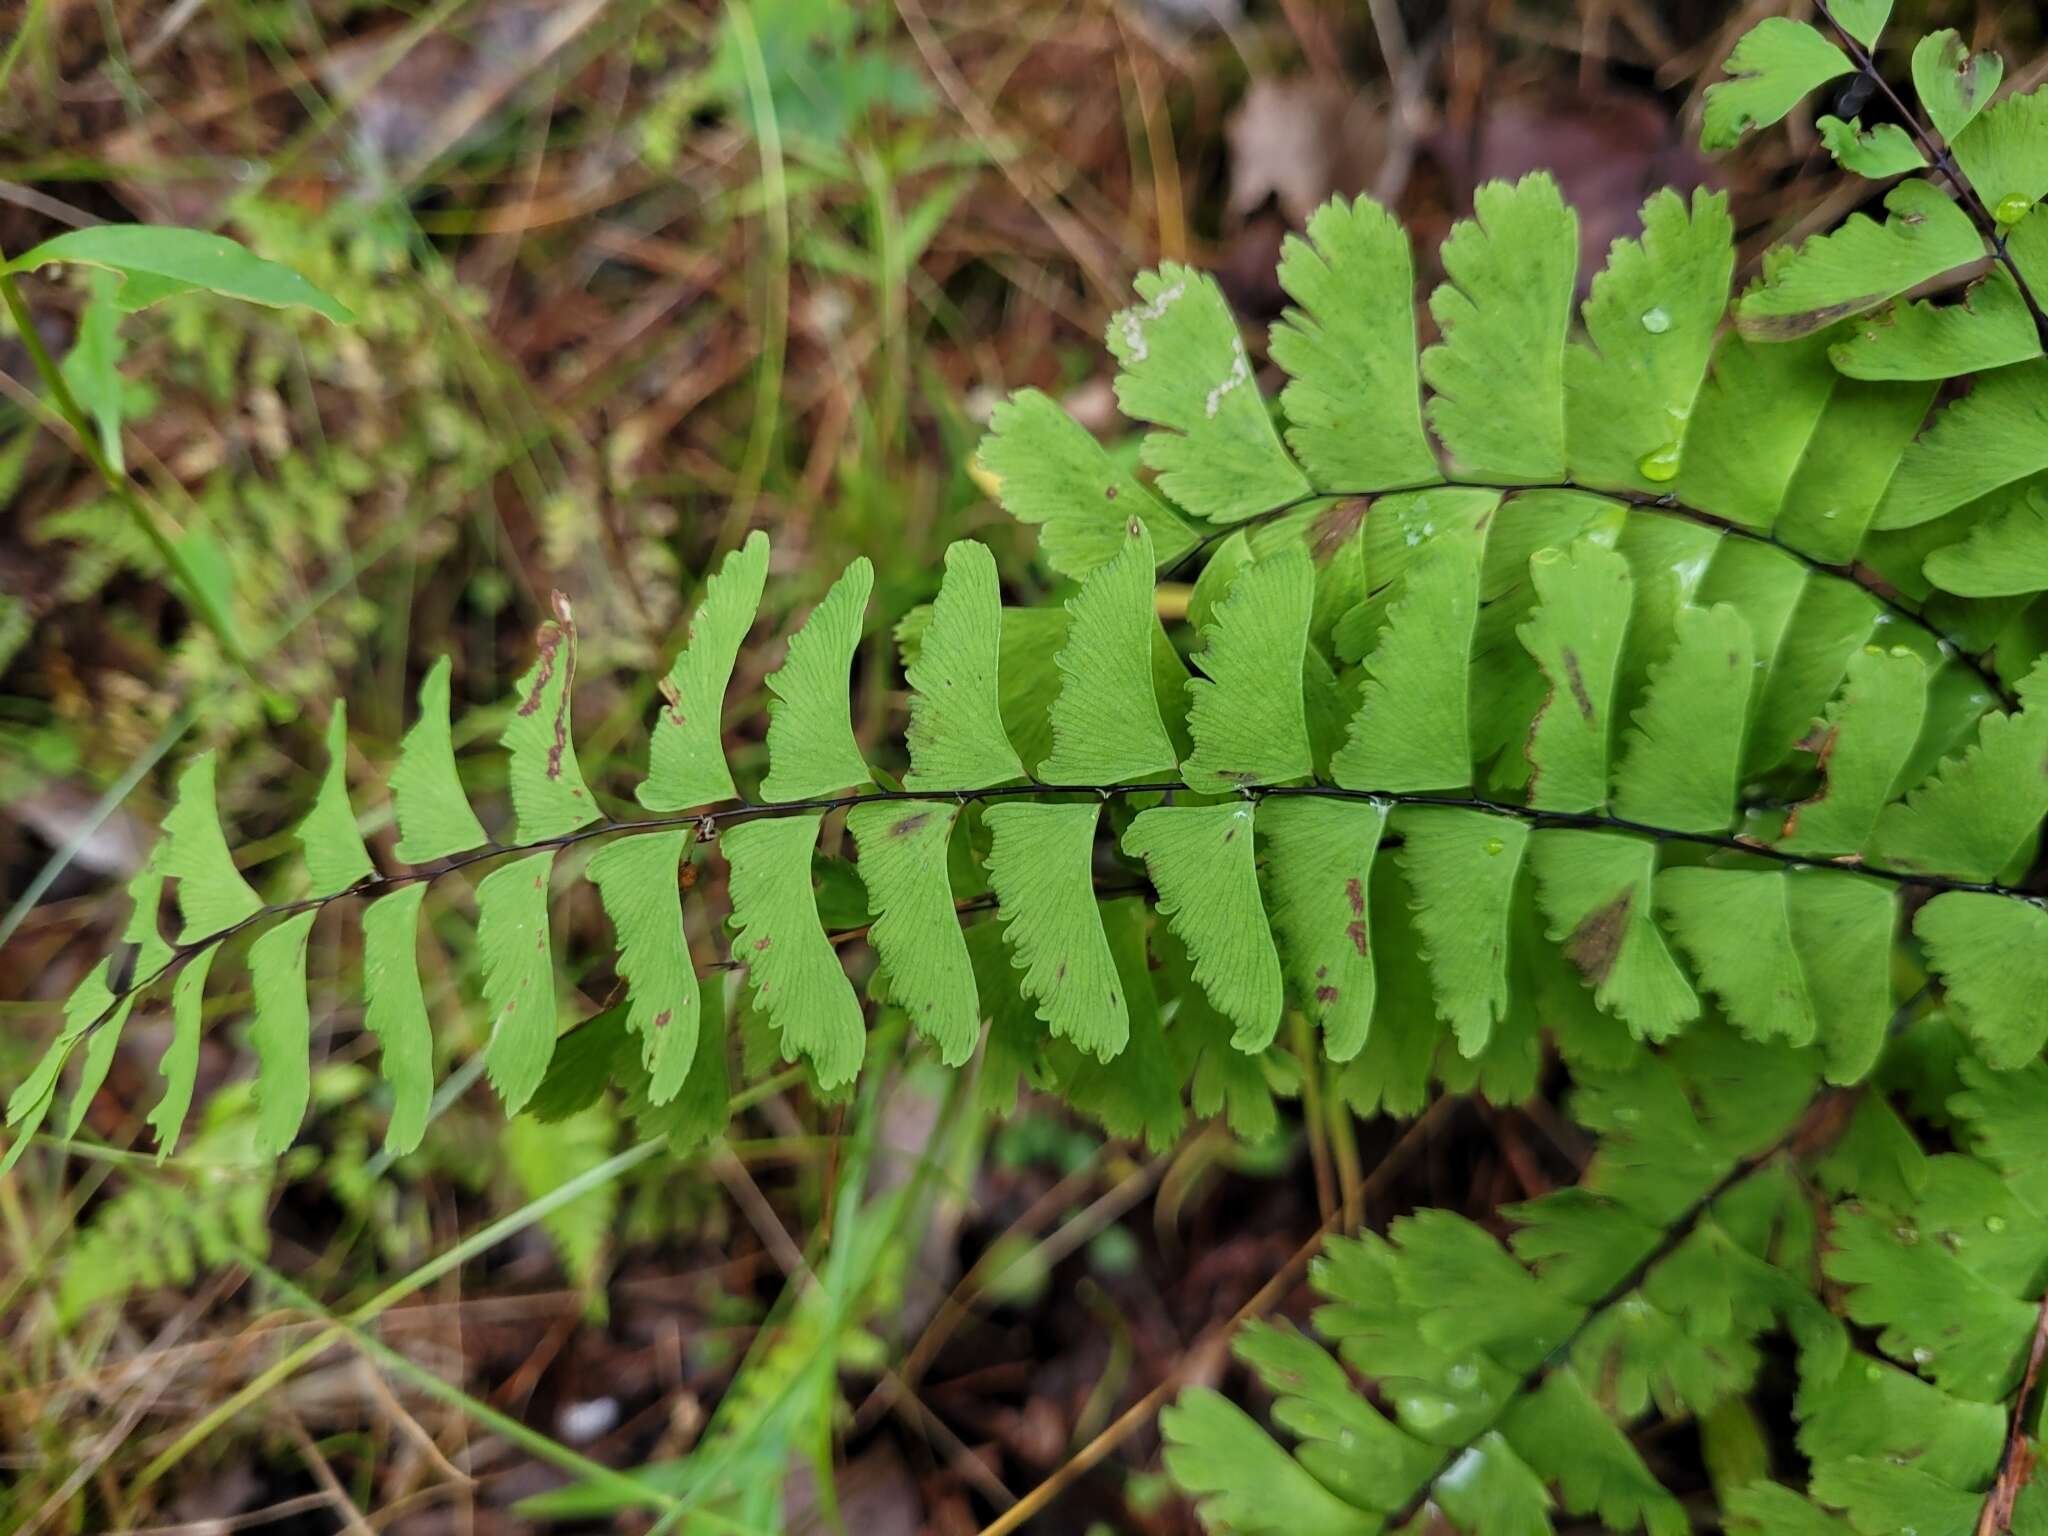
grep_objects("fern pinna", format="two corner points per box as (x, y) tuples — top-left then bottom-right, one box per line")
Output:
(15, 0), (2048, 1528)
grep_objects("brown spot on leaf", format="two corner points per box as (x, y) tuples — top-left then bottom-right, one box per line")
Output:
(1563, 647), (1596, 723)
(1344, 877), (1364, 917)
(1105, 485), (1118, 500)
(658, 676), (686, 728)
(1737, 296), (1880, 342)
(1310, 497), (1370, 565)
(754, 936), (771, 952)
(653, 1009), (673, 1030)
(1346, 920), (1369, 957)
(1315, 985), (1339, 1004)
(892, 811), (932, 838)
(1565, 891), (1633, 983)
(1315, 964), (1328, 980)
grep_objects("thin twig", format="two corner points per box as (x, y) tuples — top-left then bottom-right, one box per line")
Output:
(1979, 1292), (2048, 1534)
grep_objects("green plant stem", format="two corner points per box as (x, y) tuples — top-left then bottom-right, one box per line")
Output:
(0, 250), (263, 682)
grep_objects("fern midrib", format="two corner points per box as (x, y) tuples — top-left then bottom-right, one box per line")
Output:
(91, 776), (2042, 1048)
(1168, 477), (2016, 709)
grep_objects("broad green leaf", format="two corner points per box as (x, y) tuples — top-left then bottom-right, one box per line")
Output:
(1658, 868), (1819, 1047)
(1677, 332), (1838, 531)
(1774, 377), (1938, 564)
(148, 944), (214, 1158)
(1870, 656), (2048, 879)
(984, 799), (1126, 1059)
(1422, 173), (1576, 481)
(724, 813), (865, 1087)
(1952, 84), (2048, 213)
(1233, 1322), (1440, 1512)
(1830, 269), (2041, 381)
(160, 750), (261, 942)
(8, 224), (353, 322)
(1735, 180), (1983, 340)
(1779, 646), (1928, 856)
(1161, 927), (1281, 1141)
(1912, 29), (2003, 144)
(1924, 483), (2048, 597)
(247, 909), (315, 1156)
(1182, 545), (1314, 792)
(475, 851), (560, 1114)
(1744, 575), (1882, 777)
(1038, 520), (1178, 784)
(1107, 263), (1311, 522)
(977, 389), (1196, 578)
(1395, 807), (1529, 1056)
(1162, 1389), (1381, 1536)
(1503, 1371), (1689, 1536)
(1817, 116), (1928, 178)
(1726, 1483), (1858, 1535)
(848, 800), (978, 1065)
(1272, 194), (1439, 490)
(587, 830), (699, 1103)
(760, 559), (874, 802)
(1613, 603), (1754, 832)
(1258, 796), (1386, 1061)
(503, 595), (598, 842)
(389, 656), (488, 863)
(1826, 1204), (2033, 1400)
(1798, 1346), (2001, 1491)
(1565, 188), (1734, 492)
(1917, 892), (2048, 1068)
(640, 531), (768, 812)
(297, 704), (373, 898)
(1529, 830), (1698, 1042)
(1829, 0), (1891, 49)
(1873, 359), (2048, 529)
(1123, 801), (1283, 1050)
(361, 884), (433, 1156)
(630, 980), (730, 1152)
(1786, 870), (1896, 1083)
(1431, 1433), (1553, 1531)
(1332, 522), (1485, 791)
(1056, 897), (1186, 1150)
(904, 540), (1024, 791)
(1517, 540), (1633, 811)
(1700, 19), (1852, 150)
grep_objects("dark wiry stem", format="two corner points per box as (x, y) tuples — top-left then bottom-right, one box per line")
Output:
(85, 776), (2037, 1043)
(1164, 481), (2015, 709)
(1813, 0), (2048, 352)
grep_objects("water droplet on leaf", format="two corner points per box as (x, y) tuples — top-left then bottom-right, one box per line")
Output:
(1638, 443), (1682, 483)
(1483, 837), (1505, 856)
(1995, 193), (2034, 227)
(1987, 1214), (2009, 1233)
(1640, 306), (1671, 333)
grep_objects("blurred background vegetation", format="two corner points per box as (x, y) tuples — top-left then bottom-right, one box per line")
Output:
(2, 1), (2042, 1531)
